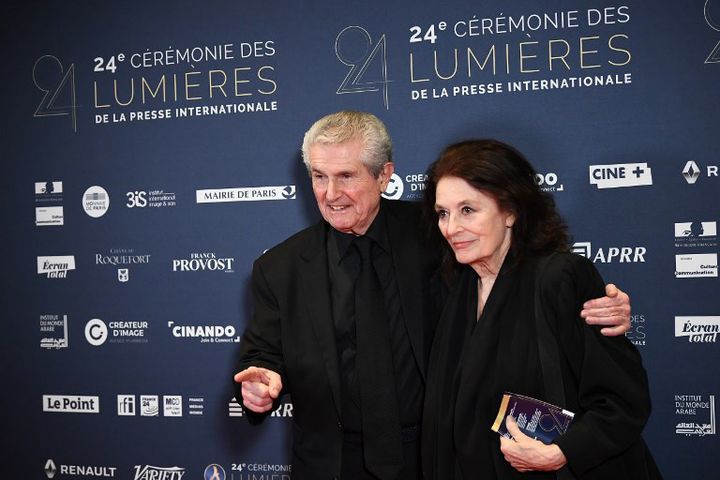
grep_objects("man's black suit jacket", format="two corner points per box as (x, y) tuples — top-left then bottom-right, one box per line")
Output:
(236, 199), (440, 478)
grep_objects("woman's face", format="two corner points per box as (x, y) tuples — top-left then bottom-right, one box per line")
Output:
(434, 176), (515, 274)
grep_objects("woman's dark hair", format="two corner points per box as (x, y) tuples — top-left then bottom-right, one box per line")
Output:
(423, 139), (570, 281)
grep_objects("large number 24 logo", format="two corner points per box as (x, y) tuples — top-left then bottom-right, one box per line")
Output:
(32, 55), (77, 132)
(335, 26), (390, 109)
(706, 0), (720, 63)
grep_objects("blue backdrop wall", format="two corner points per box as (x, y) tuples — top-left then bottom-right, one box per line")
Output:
(2, 1), (719, 478)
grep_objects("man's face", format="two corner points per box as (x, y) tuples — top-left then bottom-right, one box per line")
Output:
(308, 138), (393, 235)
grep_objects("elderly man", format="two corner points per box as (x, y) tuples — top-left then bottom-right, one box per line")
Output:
(234, 111), (630, 480)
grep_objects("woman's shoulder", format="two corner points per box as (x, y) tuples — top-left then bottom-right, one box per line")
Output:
(533, 251), (604, 299)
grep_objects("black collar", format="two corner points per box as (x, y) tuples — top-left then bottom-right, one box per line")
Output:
(331, 203), (390, 263)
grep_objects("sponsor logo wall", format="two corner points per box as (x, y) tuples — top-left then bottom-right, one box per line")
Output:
(5, 1), (718, 478)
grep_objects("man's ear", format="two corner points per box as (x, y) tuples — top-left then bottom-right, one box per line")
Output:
(379, 162), (394, 189)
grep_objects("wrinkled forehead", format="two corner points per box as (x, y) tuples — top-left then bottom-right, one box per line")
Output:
(308, 139), (370, 172)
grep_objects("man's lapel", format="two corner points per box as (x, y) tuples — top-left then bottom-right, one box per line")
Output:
(298, 222), (342, 416)
(384, 201), (427, 379)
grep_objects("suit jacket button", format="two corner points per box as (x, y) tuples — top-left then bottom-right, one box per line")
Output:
(337, 421), (342, 431)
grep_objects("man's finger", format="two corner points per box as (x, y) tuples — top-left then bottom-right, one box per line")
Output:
(241, 387), (273, 408)
(242, 379), (270, 398)
(582, 297), (614, 310)
(267, 372), (283, 398)
(243, 395), (274, 413)
(234, 366), (271, 384)
(599, 324), (627, 336)
(582, 285), (626, 310)
(584, 313), (630, 336)
(584, 309), (626, 324)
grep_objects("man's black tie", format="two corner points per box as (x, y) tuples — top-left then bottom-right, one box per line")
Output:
(353, 235), (403, 480)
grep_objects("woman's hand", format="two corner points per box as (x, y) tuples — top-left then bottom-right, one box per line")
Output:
(499, 416), (568, 472)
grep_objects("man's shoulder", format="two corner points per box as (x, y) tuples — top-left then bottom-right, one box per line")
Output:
(382, 199), (423, 231)
(256, 221), (324, 265)
(383, 198), (422, 216)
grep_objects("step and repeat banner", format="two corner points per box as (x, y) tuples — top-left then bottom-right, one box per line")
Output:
(2, 0), (718, 478)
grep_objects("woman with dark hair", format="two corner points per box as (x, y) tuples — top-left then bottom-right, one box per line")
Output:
(421, 140), (660, 479)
